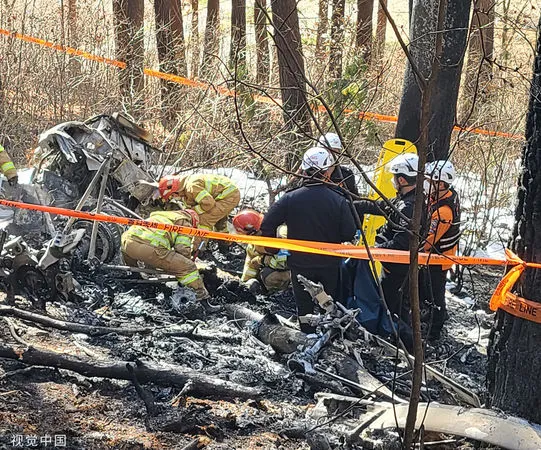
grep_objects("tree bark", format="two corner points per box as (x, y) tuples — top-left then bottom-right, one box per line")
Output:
(460, 0), (495, 122)
(113, 0), (145, 117)
(374, 0), (387, 61)
(230, 0), (247, 73)
(270, 0), (312, 169)
(356, 0), (373, 62)
(190, 0), (200, 77)
(200, 0), (220, 79)
(154, 0), (187, 121)
(329, 0), (346, 79)
(0, 344), (262, 399)
(394, 0), (472, 161)
(487, 14), (541, 423)
(254, 0), (270, 85)
(315, 0), (329, 62)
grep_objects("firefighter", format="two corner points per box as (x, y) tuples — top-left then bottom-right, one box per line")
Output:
(0, 141), (19, 220)
(422, 160), (461, 341)
(157, 174), (240, 247)
(354, 153), (422, 325)
(261, 147), (356, 333)
(121, 209), (210, 302)
(233, 209), (290, 293)
(317, 132), (359, 196)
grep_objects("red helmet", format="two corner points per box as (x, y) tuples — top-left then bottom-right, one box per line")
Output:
(232, 209), (263, 234)
(184, 209), (199, 228)
(158, 176), (181, 201)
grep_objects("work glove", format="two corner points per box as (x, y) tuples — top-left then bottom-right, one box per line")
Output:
(8, 176), (17, 187)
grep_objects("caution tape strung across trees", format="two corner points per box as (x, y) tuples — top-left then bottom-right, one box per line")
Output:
(0, 28), (524, 141)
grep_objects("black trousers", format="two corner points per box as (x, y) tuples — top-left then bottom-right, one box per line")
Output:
(420, 265), (448, 333)
(380, 264), (411, 325)
(290, 266), (340, 333)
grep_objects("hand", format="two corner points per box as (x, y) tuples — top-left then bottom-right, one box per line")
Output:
(8, 176), (17, 187)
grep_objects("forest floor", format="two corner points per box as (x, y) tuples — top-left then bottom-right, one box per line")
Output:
(0, 244), (503, 450)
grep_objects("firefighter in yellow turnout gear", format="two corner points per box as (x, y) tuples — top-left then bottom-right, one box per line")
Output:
(233, 210), (290, 293)
(121, 209), (209, 300)
(0, 144), (17, 182)
(157, 174), (240, 247)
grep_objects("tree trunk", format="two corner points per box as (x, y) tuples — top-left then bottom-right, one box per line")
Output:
(113, 0), (145, 117)
(394, 0), (472, 161)
(230, 0), (247, 74)
(315, 0), (329, 62)
(190, 0), (200, 77)
(374, 0), (387, 61)
(329, 0), (346, 79)
(270, 0), (312, 169)
(254, 0), (270, 85)
(67, 0), (77, 45)
(154, 0), (187, 122)
(356, 0), (373, 63)
(460, 0), (495, 123)
(487, 14), (541, 423)
(200, 0), (220, 79)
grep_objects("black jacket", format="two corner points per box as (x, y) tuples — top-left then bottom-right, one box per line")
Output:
(261, 182), (356, 269)
(331, 166), (359, 196)
(354, 189), (424, 274)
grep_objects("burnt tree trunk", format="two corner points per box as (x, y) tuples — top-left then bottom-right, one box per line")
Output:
(254, 0), (270, 85)
(461, 0), (495, 122)
(113, 0), (145, 117)
(190, 0), (200, 77)
(154, 0), (187, 122)
(270, 0), (312, 169)
(487, 15), (541, 423)
(356, 0), (373, 62)
(374, 0), (387, 61)
(200, 0), (220, 79)
(329, 0), (346, 79)
(315, 0), (329, 63)
(395, 0), (472, 161)
(230, 0), (247, 73)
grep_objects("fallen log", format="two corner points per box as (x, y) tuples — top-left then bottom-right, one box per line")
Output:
(224, 304), (402, 403)
(0, 305), (241, 343)
(0, 344), (262, 400)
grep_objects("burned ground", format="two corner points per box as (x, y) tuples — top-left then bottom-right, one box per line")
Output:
(0, 245), (500, 449)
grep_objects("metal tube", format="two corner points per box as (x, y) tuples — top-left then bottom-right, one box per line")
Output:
(101, 264), (167, 276)
(63, 158), (110, 232)
(88, 159), (111, 260)
(104, 197), (144, 220)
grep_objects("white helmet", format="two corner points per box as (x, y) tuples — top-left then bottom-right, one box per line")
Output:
(301, 147), (336, 170)
(317, 132), (342, 150)
(425, 160), (455, 184)
(387, 153), (419, 178)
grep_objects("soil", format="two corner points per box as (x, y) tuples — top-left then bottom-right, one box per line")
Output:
(0, 245), (503, 449)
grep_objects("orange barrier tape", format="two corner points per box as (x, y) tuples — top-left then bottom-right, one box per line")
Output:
(0, 198), (517, 267)
(0, 28), (524, 141)
(498, 292), (541, 324)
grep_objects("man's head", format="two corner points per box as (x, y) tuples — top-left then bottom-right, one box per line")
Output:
(317, 132), (342, 153)
(387, 153), (419, 194)
(301, 147), (336, 179)
(424, 160), (455, 198)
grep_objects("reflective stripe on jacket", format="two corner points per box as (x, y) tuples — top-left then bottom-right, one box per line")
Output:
(0, 145), (17, 180)
(241, 244), (288, 282)
(173, 174), (239, 215)
(124, 210), (193, 250)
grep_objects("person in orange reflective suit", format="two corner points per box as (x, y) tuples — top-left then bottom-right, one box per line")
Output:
(422, 160), (461, 341)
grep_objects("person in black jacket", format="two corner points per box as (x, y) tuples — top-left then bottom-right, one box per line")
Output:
(354, 153), (421, 324)
(317, 132), (359, 196)
(261, 147), (357, 333)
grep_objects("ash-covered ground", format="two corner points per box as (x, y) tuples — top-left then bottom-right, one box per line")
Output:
(0, 243), (501, 449)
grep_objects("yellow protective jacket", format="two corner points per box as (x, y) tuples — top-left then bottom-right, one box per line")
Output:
(174, 174), (239, 215)
(241, 244), (288, 282)
(123, 210), (193, 256)
(0, 144), (17, 180)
